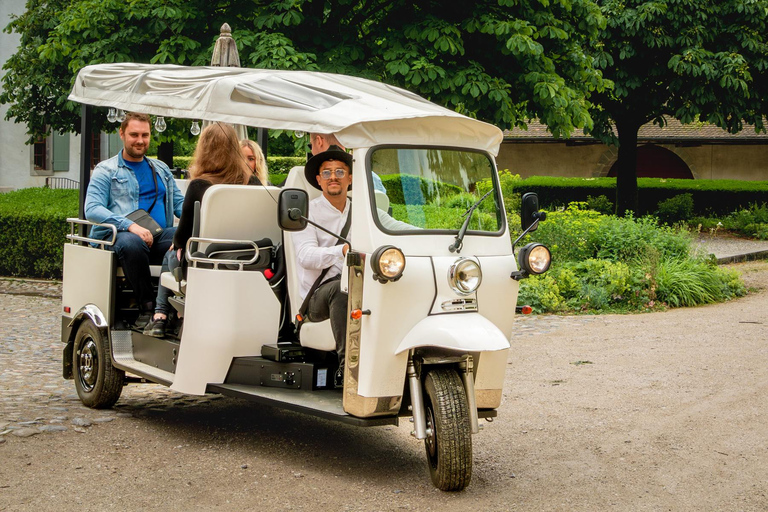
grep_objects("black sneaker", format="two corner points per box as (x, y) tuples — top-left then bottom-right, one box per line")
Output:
(334, 365), (344, 389)
(143, 317), (167, 338)
(133, 311), (153, 330)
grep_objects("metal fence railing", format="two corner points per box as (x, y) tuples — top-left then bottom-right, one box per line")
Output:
(45, 177), (80, 189)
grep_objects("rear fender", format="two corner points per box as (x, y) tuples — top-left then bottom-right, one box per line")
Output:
(63, 304), (110, 379)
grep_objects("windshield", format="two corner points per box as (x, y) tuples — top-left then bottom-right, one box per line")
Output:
(369, 147), (504, 235)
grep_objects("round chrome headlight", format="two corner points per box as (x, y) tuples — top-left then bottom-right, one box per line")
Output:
(448, 258), (482, 295)
(518, 243), (551, 275)
(371, 245), (406, 283)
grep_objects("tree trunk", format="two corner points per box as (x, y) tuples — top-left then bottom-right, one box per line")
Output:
(157, 140), (174, 169)
(614, 118), (641, 216)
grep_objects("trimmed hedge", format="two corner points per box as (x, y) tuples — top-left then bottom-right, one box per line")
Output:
(519, 176), (768, 216)
(172, 155), (300, 186)
(380, 174), (463, 204)
(0, 188), (78, 278)
(173, 155), (303, 174)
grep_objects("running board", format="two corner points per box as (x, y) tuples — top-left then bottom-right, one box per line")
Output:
(111, 330), (175, 386)
(208, 383), (399, 427)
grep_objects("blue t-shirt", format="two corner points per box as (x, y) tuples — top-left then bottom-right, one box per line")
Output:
(124, 158), (167, 228)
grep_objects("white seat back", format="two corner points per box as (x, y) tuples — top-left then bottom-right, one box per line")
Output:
(283, 166), (335, 351)
(198, 185), (282, 244)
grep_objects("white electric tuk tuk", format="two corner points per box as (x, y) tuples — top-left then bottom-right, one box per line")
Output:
(61, 63), (551, 491)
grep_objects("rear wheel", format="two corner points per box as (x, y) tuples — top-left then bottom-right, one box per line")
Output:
(423, 367), (472, 491)
(73, 320), (124, 408)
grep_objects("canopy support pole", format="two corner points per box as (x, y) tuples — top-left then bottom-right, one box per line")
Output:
(78, 104), (93, 232)
(257, 128), (268, 158)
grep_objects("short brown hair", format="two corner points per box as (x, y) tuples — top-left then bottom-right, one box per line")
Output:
(120, 112), (151, 132)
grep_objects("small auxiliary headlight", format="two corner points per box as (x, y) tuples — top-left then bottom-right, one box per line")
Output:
(518, 243), (551, 275)
(448, 258), (482, 295)
(371, 245), (405, 283)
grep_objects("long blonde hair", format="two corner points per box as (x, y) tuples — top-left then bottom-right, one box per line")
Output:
(240, 139), (268, 185)
(189, 123), (251, 185)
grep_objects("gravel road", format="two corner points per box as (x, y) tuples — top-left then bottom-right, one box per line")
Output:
(1, 262), (767, 511)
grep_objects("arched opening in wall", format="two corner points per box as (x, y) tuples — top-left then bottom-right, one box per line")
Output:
(608, 144), (693, 179)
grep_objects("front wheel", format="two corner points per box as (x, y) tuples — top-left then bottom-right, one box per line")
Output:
(423, 368), (472, 491)
(73, 320), (124, 408)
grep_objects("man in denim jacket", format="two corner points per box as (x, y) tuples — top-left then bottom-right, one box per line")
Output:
(85, 112), (184, 327)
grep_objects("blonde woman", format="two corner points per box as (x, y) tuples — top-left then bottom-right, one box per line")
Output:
(240, 139), (269, 185)
(144, 123), (251, 337)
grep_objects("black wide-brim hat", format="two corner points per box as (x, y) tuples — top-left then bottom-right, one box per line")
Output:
(304, 145), (353, 190)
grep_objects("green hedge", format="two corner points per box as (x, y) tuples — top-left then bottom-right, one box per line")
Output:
(173, 156), (303, 173)
(519, 176), (768, 216)
(172, 155), (300, 186)
(0, 188), (78, 278)
(379, 174), (463, 204)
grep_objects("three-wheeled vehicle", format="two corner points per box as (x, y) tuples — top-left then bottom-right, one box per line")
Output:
(61, 63), (552, 491)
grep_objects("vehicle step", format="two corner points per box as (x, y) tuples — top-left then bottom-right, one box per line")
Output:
(110, 330), (174, 386)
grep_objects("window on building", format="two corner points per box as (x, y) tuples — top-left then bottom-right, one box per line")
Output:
(33, 137), (47, 170)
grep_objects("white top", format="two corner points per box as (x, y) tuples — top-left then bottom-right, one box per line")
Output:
(68, 63), (503, 155)
(292, 195), (350, 299)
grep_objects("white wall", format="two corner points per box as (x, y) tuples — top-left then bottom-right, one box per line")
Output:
(0, 0), (41, 191)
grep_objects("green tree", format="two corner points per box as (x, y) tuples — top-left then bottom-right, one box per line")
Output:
(588, 0), (768, 215)
(2, 0), (611, 146)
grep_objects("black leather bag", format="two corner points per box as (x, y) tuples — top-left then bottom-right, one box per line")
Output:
(126, 209), (164, 238)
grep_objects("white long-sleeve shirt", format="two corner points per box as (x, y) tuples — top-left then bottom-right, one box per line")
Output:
(292, 195), (350, 299)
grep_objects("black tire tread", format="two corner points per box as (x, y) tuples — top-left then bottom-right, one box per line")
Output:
(424, 368), (472, 491)
(73, 321), (124, 409)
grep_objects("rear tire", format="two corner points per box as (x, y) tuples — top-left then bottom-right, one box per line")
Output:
(73, 320), (124, 408)
(423, 367), (472, 491)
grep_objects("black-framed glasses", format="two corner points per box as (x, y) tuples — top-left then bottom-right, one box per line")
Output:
(319, 168), (348, 180)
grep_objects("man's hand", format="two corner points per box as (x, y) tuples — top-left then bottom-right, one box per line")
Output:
(342, 244), (349, 256)
(128, 223), (153, 247)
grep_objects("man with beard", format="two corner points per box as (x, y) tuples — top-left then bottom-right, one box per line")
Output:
(292, 145), (353, 388)
(85, 112), (184, 328)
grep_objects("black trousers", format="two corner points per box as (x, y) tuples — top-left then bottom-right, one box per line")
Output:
(307, 278), (348, 366)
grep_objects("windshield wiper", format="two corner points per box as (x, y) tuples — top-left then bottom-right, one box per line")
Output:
(448, 188), (494, 253)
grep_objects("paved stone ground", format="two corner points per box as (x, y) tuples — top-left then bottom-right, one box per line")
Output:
(0, 292), (228, 444)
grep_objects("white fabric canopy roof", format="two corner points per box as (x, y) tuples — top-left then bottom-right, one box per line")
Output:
(69, 63), (503, 155)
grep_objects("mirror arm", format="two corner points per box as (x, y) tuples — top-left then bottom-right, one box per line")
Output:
(291, 209), (352, 247)
(512, 218), (540, 254)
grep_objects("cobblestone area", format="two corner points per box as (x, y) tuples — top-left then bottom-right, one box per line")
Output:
(0, 292), (221, 445)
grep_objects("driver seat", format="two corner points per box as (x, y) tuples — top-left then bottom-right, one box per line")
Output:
(283, 166), (337, 352)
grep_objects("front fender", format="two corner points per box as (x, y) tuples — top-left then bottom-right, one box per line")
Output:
(394, 313), (510, 355)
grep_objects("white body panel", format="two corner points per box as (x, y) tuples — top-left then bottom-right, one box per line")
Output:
(62, 244), (114, 323)
(356, 257), (435, 397)
(171, 267), (280, 395)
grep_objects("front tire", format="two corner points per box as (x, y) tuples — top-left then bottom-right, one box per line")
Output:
(423, 368), (472, 491)
(73, 320), (124, 408)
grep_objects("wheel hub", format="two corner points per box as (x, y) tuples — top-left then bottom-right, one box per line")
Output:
(425, 406), (437, 460)
(77, 337), (98, 392)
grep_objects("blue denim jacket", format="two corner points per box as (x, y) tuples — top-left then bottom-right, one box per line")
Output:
(85, 152), (184, 241)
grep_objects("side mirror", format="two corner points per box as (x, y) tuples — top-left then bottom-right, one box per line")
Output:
(278, 188), (309, 231)
(521, 192), (546, 232)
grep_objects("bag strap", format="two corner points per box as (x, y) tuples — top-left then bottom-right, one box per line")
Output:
(296, 200), (352, 323)
(146, 159), (159, 214)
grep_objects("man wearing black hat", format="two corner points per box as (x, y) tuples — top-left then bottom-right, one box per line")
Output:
(292, 145), (353, 388)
